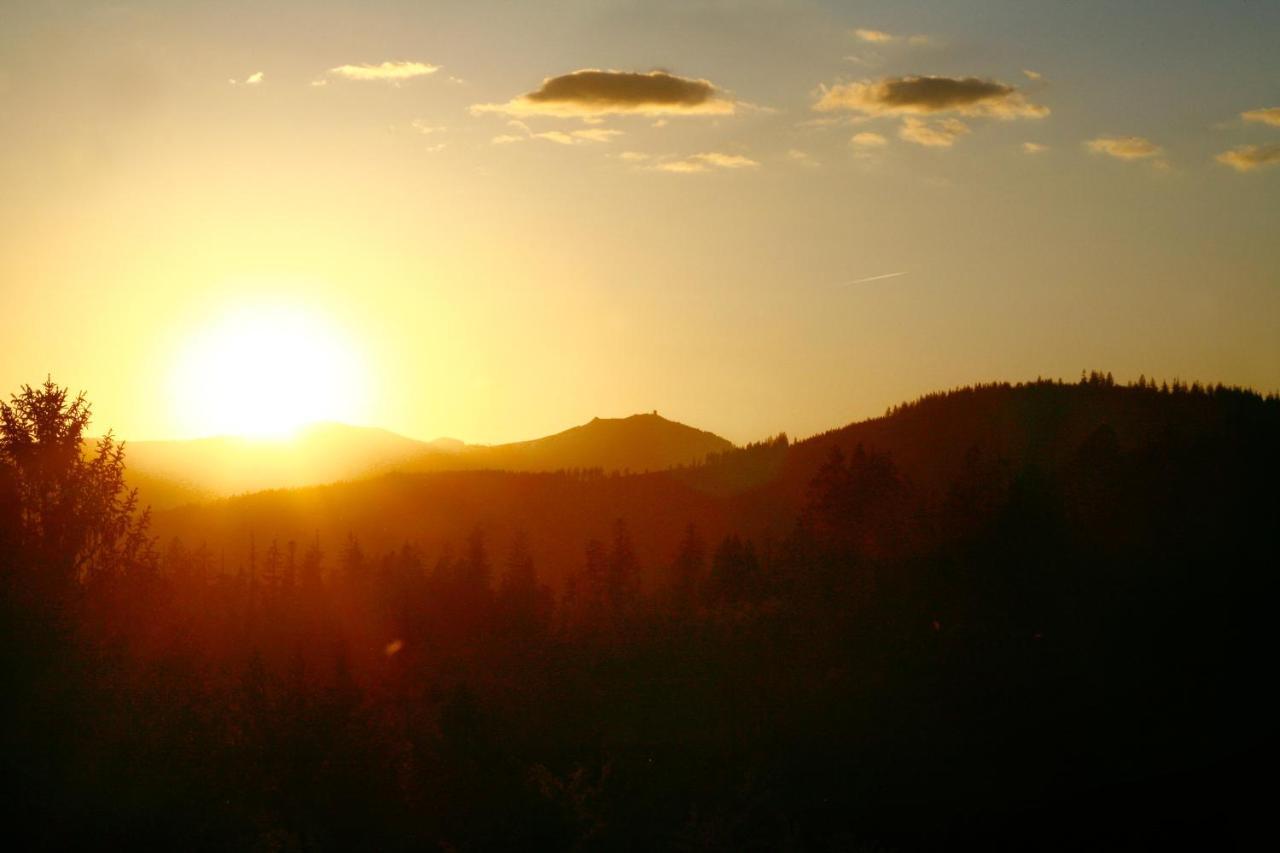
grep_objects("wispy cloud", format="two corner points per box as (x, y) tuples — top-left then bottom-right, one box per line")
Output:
(328, 61), (439, 82)
(854, 28), (895, 43)
(1022, 142), (1048, 154)
(229, 71), (263, 86)
(654, 152), (760, 173)
(533, 131), (577, 145)
(1085, 135), (1162, 161)
(570, 128), (624, 143)
(1241, 107), (1280, 128)
(787, 148), (820, 167)
(1215, 142), (1280, 172)
(899, 117), (970, 147)
(851, 131), (887, 147)
(408, 122), (446, 151)
(853, 28), (931, 45)
(472, 69), (734, 118)
(492, 119), (623, 146)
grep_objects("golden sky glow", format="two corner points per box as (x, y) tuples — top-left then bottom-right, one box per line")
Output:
(169, 302), (369, 437)
(1, 1), (1278, 442)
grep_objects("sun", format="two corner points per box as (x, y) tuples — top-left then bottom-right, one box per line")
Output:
(171, 304), (369, 438)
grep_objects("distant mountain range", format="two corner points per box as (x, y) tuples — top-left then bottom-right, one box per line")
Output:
(113, 413), (735, 510)
(145, 378), (1278, 591)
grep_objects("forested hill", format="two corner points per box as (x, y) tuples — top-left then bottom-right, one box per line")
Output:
(10, 374), (1278, 848)
(149, 375), (1279, 590)
(117, 412), (735, 509)
(442, 412), (733, 476)
(687, 372), (1279, 501)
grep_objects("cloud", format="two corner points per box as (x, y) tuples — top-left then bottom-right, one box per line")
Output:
(495, 120), (623, 146)
(410, 120), (445, 135)
(815, 75), (1048, 119)
(472, 69), (734, 117)
(655, 160), (708, 174)
(1241, 107), (1280, 128)
(1022, 69), (1043, 81)
(851, 131), (887, 147)
(853, 28), (930, 45)
(328, 61), (439, 82)
(570, 128), (624, 143)
(534, 130), (576, 145)
(1215, 143), (1280, 172)
(1085, 135), (1162, 161)
(691, 152), (759, 168)
(1022, 142), (1048, 154)
(536, 129), (622, 144)
(899, 117), (970, 147)
(854, 28), (895, 43)
(655, 152), (760, 173)
(787, 148), (819, 166)
(619, 151), (651, 162)
(246, 71), (263, 85)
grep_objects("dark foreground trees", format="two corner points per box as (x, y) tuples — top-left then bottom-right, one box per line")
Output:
(1, 380), (161, 848)
(2, 377), (1276, 850)
(1, 378), (154, 604)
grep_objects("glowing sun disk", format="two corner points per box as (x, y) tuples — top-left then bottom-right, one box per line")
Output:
(171, 306), (367, 438)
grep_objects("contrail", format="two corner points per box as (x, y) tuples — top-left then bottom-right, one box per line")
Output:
(840, 271), (907, 286)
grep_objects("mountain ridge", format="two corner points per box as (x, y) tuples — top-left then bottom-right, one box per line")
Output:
(144, 378), (1279, 595)
(116, 412), (735, 509)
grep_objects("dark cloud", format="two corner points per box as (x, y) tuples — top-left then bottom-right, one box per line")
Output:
(473, 69), (733, 117)
(815, 75), (1047, 118)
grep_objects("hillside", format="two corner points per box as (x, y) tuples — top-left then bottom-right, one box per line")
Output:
(149, 376), (1279, 589)
(18, 375), (1278, 849)
(119, 413), (735, 509)
(449, 412), (733, 475)
(112, 423), (435, 506)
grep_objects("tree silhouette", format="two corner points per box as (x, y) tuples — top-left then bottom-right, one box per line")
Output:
(606, 518), (638, 619)
(0, 378), (153, 602)
(669, 523), (706, 614)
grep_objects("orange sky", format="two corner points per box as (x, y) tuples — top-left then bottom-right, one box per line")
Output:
(2, 1), (1278, 444)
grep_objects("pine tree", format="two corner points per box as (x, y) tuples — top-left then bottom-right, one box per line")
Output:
(0, 378), (155, 602)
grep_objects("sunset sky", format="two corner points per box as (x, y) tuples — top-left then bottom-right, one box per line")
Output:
(2, 0), (1278, 444)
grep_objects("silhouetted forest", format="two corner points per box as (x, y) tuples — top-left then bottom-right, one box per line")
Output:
(3, 374), (1276, 849)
